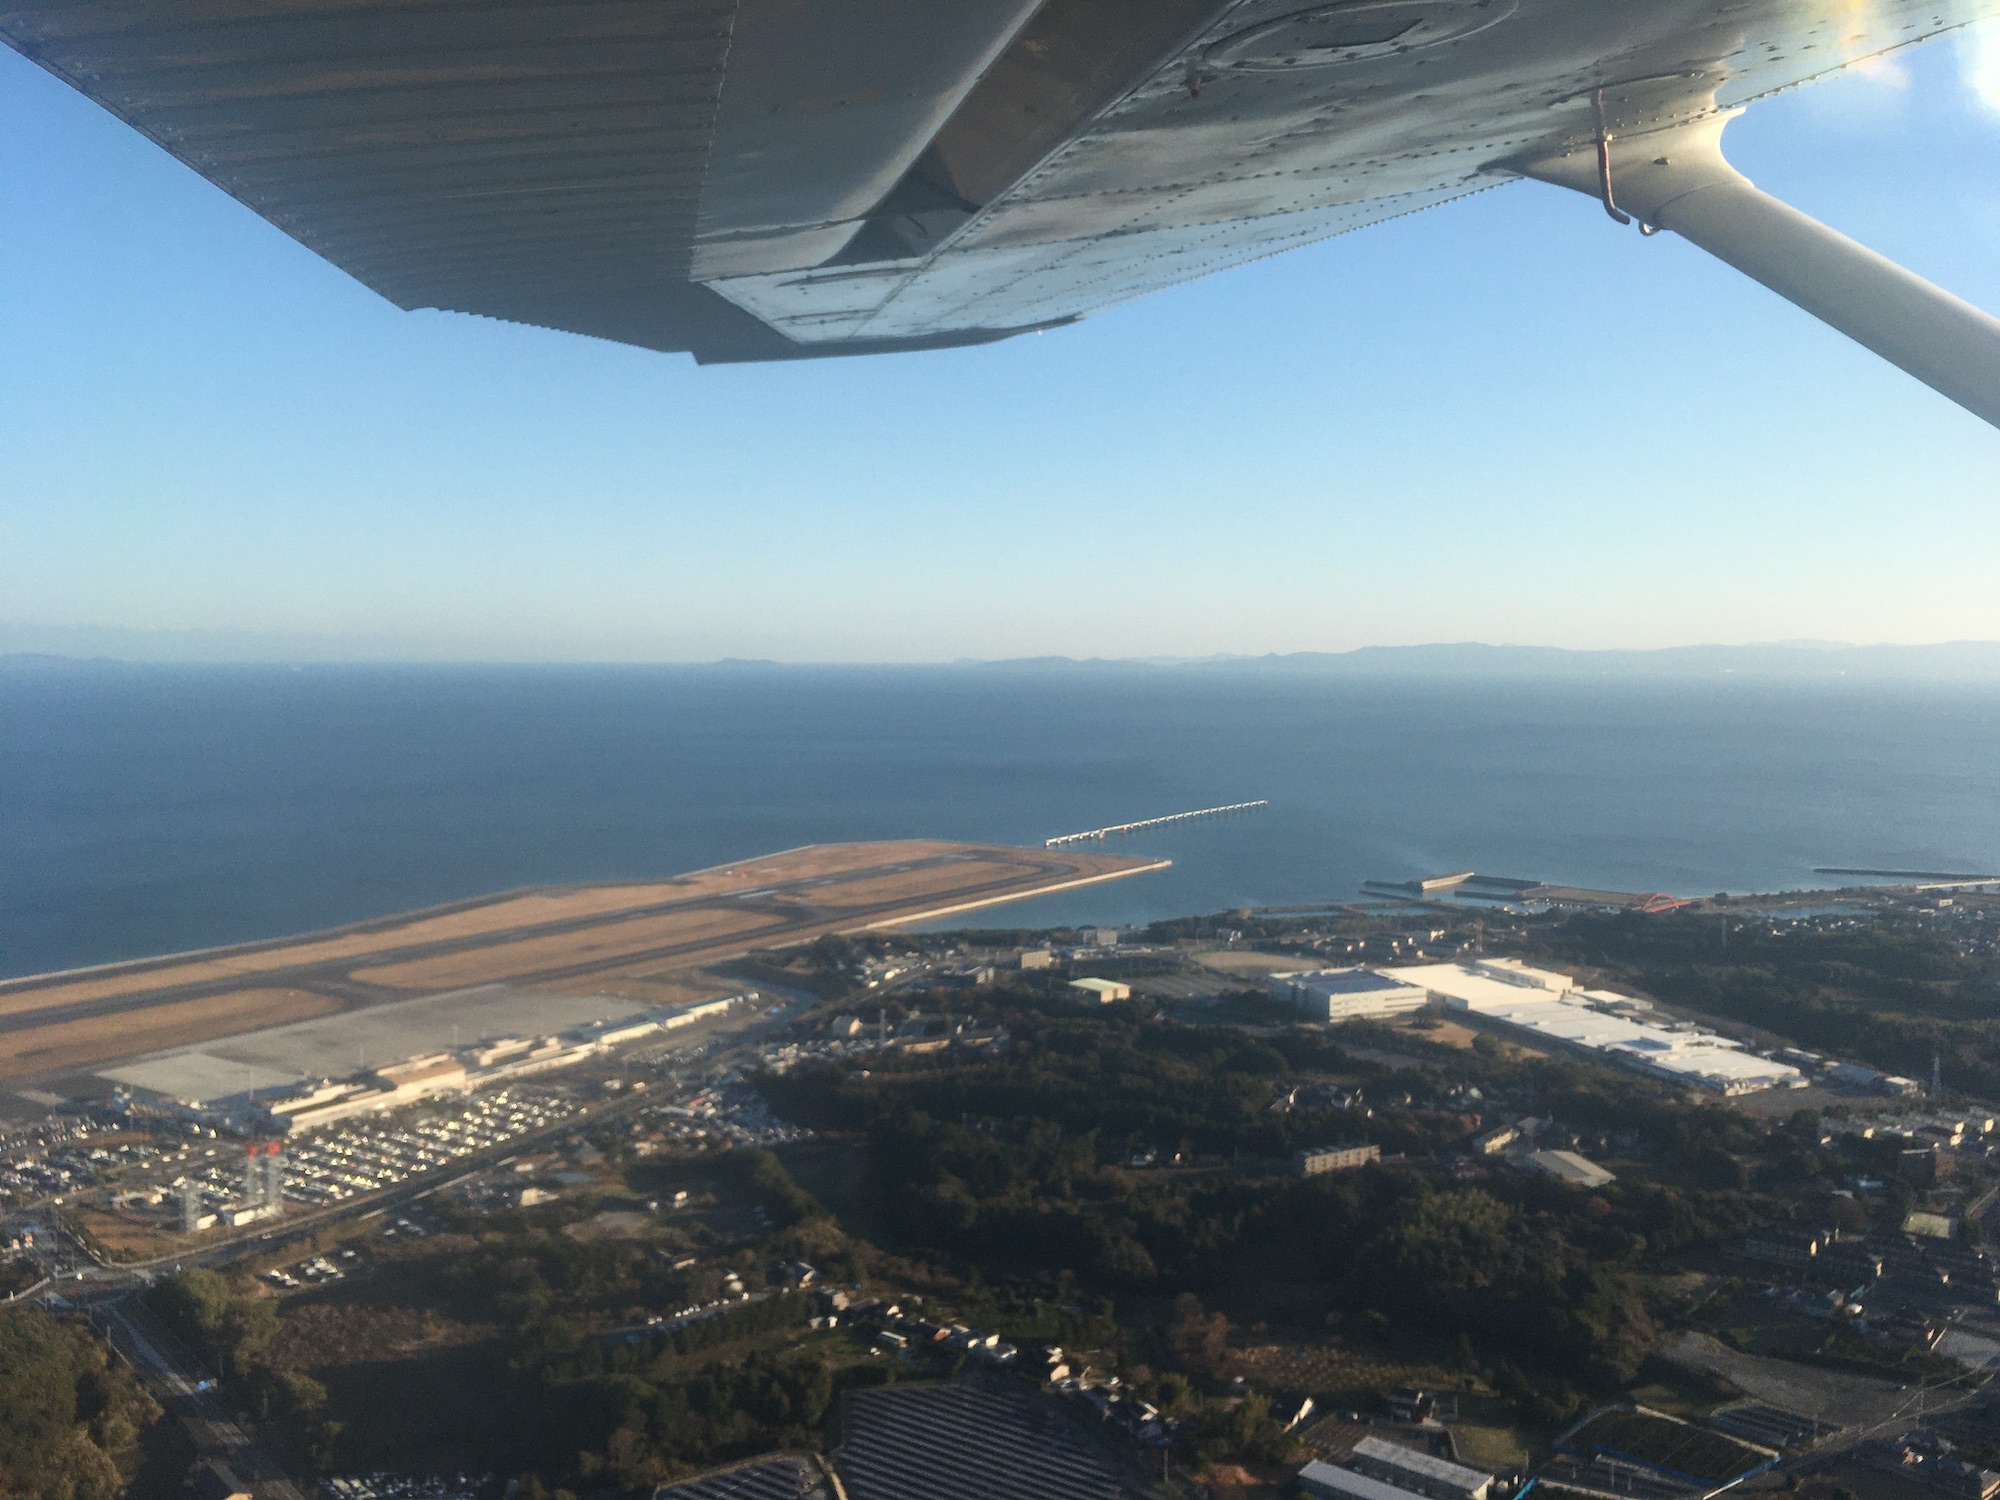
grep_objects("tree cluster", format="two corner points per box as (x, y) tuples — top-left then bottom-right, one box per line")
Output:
(148, 1269), (331, 1445)
(0, 1306), (161, 1500)
(194, 1148), (884, 1495)
(759, 990), (1825, 1403)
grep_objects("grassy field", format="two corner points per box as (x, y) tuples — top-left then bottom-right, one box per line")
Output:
(67, 1205), (183, 1264)
(1230, 1337), (1462, 1409)
(1455, 1422), (1531, 1471)
(350, 906), (784, 989)
(544, 969), (743, 1009)
(810, 857), (1049, 911)
(0, 893), (686, 1014)
(0, 986), (340, 1080)
(1193, 951), (1307, 976)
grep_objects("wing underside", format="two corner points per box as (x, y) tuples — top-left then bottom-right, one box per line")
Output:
(3, 0), (1993, 362)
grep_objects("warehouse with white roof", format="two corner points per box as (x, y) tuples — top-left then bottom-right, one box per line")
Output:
(1269, 967), (1430, 1023)
(1300, 1438), (1496, 1500)
(1380, 962), (1804, 1095)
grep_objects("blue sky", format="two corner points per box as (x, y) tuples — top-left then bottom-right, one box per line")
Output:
(4, 27), (1999, 663)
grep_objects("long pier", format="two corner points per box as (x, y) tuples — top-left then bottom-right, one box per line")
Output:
(1045, 800), (1267, 848)
(1814, 867), (1998, 887)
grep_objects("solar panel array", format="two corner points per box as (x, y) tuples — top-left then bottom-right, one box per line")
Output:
(835, 1383), (1131, 1500)
(651, 1453), (831, 1500)
(1704, 1405), (1834, 1452)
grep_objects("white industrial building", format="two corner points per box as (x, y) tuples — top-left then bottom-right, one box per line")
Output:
(1067, 978), (1131, 1004)
(1295, 1144), (1382, 1177)
(1301, 1463), (1434, 1500)
(1269, 967), (1430, 1023)
(1346, 1436), (1494, 1500)
(1301, 1443), (1496, 1500)
(1383, 961), (1805, 1095)
(1525, 1149), (1617, 1189)
(1827, 1061), (1924, 1096)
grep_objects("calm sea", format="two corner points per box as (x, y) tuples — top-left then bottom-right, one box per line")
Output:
(5, 662), (2000, 979)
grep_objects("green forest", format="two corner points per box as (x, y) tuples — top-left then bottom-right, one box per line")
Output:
(141, 1153), (899, 1494)
(758, 986), (1847, 1407)
(0, 1306), (161, 1500)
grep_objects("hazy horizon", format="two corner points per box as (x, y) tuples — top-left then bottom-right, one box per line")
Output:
(12, 630), (2000, 674)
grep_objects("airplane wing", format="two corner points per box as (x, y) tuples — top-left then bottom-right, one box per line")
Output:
(5, 1), (2000, 420)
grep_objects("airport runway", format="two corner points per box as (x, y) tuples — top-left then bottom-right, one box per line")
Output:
(0, 841), (1166, 1091)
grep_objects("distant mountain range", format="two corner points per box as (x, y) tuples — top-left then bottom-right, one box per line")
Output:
(8, 639), (2000, 677)
(958, 642), (2000, 678)
(1160, 641), (2000, 678)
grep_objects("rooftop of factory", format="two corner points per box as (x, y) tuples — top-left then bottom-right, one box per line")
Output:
(1302, 1461), (1453, 1500)
(1526, 1149), (1618, 1189)
(1350, 1434), (1495, 1497)
(1278, 968), (1427, 995)
(1381, 962), (1803, 1094)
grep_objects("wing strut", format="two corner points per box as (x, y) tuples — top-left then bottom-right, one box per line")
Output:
(1524, 112), (2000, 429)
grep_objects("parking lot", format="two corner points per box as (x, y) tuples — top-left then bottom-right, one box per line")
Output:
(128, 1085), (585, 1222)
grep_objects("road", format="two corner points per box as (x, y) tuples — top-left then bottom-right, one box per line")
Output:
(91, 1293), (307, 1500)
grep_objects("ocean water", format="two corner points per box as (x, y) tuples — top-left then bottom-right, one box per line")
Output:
(5, 662), (2000, 980)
